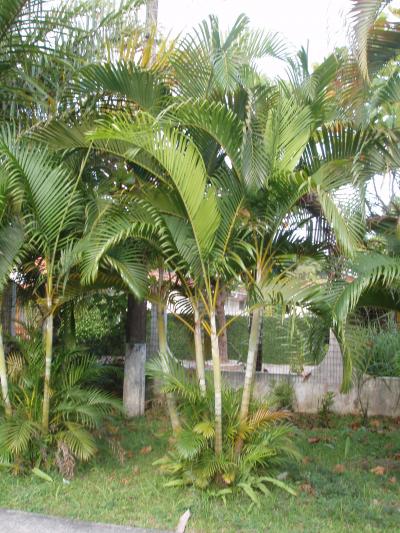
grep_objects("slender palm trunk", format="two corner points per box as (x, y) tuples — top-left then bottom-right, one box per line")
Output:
(158, 303), (181, 435)
(255, 314), (263, 372)
(145, 0), (158, 30)
(149, 303), (159, 359)
(145, 0), (158, 64)
(216, 286), (228, 362)
(210, 309), (223, 455)
(0, 322), (12, 417)
(193, 303), (206, 395)
(235, 306), (263, 454)
(42, 305), (53, 433)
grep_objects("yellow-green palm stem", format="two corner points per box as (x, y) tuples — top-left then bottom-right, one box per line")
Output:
(210, 310), (223, 455)
(0, 324), (12, 417)
(235, 306), (262, 454)
(42, 309), (53, 433)
(157, 303), (181, 435)
(193, 304), (206, 395)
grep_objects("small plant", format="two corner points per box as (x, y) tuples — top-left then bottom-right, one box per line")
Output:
(0, 326), (122, 476)
(270, 381), (296, 411)
(148, 357), (299, 506)
(317, 391), (335, 427)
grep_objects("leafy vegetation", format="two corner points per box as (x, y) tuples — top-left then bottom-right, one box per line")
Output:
(0, 412), (399, 532)
(270, 381), (296, 411)
(0, 324), (121, 475)
(148, 357), (299, 502)
(317, 392), (336, 428)
(365, 319), (400, 377)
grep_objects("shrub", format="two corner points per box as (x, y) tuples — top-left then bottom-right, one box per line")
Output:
(317, 391), (335, 427)
(365, 320), (400, 377)
(0, 327), (121, 476)
(74, 292), (126, 356)
(269, 381), (296, 411)
(148, 357), (299, 505)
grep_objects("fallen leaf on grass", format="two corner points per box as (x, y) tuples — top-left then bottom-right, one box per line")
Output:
(106, 424), (120, 435)
(370, 466), (386, 476)
(333, 464), (346, 474)
(308, 437), (320, 444)
(299, 483), (316, 496)
(121, 478), (130, 485)
(388, 476), (397, 484)
(370, 419), (380, 428)
(302, 456), (311, 465)
(140, 446), (152, 455)
(126, 451), (134, 459)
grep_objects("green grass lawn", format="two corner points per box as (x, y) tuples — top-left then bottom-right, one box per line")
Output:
(1, 411), (399, 532)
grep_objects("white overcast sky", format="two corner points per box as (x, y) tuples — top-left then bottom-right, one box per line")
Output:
(154, 0), (351, 75)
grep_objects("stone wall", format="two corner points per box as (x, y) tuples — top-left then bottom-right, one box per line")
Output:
(221, 330), (400, 417)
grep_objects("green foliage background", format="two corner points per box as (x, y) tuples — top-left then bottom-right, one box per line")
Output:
(76, 296), (400, 377)
(75, 294), (329, 365)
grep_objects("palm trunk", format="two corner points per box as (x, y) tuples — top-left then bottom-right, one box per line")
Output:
(158, 303), (181, 435)
(149, 302), (159, 359)
(235, 306), (262, 454)
(145, 0), (158, 64)
(42, 308), (53, 433)
(145, 0), (158, 30)
(193, 303), (206, 395)
(216, 286), (228, 363)
(0, 322), (12, 417)
(255, 314), (263, 372)
(210, 309), (223, 455)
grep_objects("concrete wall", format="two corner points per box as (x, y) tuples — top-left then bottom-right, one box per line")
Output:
(221, 330), (400, 417)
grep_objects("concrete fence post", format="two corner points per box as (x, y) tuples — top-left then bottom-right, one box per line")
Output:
(123, 342), (146, 417)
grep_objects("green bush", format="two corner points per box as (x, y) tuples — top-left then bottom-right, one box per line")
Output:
(75, 293), (126, 356)
(317, 391), (335, 427)
(365, 320), (400, 377)
(166, 315), (194, 360)
(148, 357), (299, 505)
(269, 381), (296, 411)
(0, 327), (121, 476)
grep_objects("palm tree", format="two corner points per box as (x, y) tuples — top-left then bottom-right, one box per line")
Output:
(324, 0), (400, 382)
(0, 0), (147, 123)
(0, 128), (151, 431)
(34, 13), (383, 458)
(37, 18), (346, 451)
(0, 130), (87, 431)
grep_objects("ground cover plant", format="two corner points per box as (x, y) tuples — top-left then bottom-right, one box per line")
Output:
(0, 410), (399, 533)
